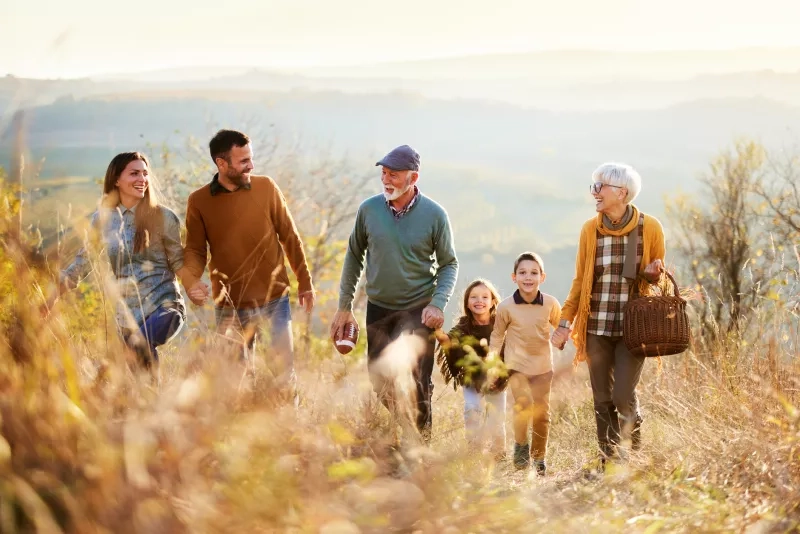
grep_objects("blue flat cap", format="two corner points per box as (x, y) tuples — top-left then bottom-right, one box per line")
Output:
(375, 145), (420, 171)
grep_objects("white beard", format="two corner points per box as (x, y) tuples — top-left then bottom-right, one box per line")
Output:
(383, 181), (412, 202)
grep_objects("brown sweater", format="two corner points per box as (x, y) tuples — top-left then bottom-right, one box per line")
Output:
(489, 290), (561, 376)
(183, 175), (312, 309)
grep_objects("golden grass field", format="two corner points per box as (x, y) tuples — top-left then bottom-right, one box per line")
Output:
(2, 267), (798, 533)
(1, 169), (798, 533)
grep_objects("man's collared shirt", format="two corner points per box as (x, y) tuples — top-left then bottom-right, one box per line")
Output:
(209, 173), (252, 196)
(386, 185), (420, 219)
(513, 289), (544, 306)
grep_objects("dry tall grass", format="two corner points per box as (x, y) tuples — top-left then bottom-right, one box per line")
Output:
(1, 197), (799, 533)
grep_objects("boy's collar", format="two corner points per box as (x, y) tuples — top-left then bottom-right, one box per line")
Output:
(513, 289), (543, 305)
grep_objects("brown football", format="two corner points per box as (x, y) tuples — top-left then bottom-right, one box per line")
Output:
(334, 321), (359, 355)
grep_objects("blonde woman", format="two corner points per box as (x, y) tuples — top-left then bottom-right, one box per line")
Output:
(551, 163), (665, 467)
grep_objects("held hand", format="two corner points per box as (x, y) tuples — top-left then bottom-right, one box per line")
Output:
(330, 309), (357, 340)
(421, 305), (444, 330)
(187, 280), (210, 306)
(434, 328), (450, 345)
(551, 326), (571, 349)
(644, 259), (664, 283)
(298, 290), (315, 314)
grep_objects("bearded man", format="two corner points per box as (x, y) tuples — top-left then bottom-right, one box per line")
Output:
(183, 129), (314, 394)
(330, 144), (459, 442)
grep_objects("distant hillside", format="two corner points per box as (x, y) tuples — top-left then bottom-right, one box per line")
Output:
(5, 48), (800, 111)
(3, 84), (799, 310)
(3, 90), (800, 256)
(7, 91), (799, 169)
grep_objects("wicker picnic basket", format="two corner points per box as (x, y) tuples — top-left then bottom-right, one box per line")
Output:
(623, 271), (690, 358)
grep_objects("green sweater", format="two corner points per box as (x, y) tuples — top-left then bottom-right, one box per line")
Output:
(338, 193), (458, 312)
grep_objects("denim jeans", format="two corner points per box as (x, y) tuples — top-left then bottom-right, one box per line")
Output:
(121, 304), (185, 366)
(463, 386), (507, 452)
(215, 295), (295, 385)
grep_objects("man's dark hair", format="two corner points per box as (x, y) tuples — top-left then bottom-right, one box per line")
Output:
(209, 129), (250, 163)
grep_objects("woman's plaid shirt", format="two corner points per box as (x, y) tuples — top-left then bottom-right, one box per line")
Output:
(62, 204), (186, 329)
(587, 214), (644, 337)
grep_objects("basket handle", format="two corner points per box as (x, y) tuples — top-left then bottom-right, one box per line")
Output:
(660, 268), (682, 297)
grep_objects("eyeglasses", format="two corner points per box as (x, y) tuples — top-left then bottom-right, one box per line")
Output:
(589, 182), (622, 194)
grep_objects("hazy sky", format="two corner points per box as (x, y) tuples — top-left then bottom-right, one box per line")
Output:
(4, 0), (800, 78)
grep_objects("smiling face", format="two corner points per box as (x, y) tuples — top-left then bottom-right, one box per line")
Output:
(512, 259), (546, 298)
(381, 166), (417, 201)
(217, 143), (254, 187)
(467, 284), (493, 323)
(591, 181), (627, 215)
(116, 159), (149, 202)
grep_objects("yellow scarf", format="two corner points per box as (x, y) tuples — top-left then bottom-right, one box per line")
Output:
(565, 204), (665, 366)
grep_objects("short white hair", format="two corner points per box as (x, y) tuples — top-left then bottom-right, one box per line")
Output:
(591, 162), (642, 204)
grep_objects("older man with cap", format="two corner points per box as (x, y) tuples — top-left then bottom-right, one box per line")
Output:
(331, 144), (459, 443)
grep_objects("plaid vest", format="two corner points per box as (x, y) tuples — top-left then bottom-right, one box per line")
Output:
(587, 214), (644, 337)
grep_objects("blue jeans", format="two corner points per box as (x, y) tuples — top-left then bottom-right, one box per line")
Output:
(215, 295), (295, 384)
(464, 386), (507, 453)
(122, 305), (185, 366)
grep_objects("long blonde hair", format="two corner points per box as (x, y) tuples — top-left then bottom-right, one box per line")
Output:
(101, 152), (163, 254)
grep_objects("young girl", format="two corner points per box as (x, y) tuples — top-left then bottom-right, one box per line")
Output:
(436, 279), (508, 458)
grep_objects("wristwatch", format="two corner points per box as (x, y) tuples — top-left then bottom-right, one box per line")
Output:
(558, 320), (571, 329)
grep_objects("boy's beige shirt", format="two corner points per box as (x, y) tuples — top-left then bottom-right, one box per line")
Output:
(490, 291), (561, 376)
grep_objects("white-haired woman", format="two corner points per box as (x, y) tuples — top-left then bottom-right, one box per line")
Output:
(551, 162), (665, 468)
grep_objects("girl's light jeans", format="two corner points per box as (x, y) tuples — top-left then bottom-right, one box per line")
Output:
(463, 386), (507, 453)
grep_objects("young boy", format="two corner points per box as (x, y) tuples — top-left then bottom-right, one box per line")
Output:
(490, 252), (561, 473)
